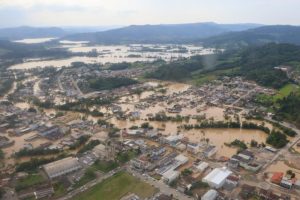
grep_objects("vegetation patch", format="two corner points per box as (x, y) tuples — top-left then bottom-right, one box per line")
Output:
(15, 174), (47, 192)
(88, 77), (138, 91)
(91, 160), (119, 173)
(73, 172), (157, 200)
(266, 131), (289, 148)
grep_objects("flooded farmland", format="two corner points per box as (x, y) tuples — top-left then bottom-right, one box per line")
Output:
(9, 43), (216, 70)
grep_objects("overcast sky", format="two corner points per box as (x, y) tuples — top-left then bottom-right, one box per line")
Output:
(1, 0), (300, 27)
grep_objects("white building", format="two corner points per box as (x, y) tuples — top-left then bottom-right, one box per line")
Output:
(175, 154), (188, 165)
(187, 143), (201, 154)
(202, 167), (232, 189)
(43, 157), (81, 179)
(162, 169), (179, 184)
(201, 189), (218, 200)
(204, 146), (218, 158)
(93, 143), (114, 160)
(196, 162), (209, 173)
(164, 134), (183, 146)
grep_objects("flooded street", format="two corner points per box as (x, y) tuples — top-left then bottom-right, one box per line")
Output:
(183, 128), (267, 158)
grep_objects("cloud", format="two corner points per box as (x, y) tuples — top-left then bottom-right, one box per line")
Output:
(0, 0), (299, 27)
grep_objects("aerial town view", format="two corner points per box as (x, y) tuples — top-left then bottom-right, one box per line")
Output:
(1, 1), (300, 200)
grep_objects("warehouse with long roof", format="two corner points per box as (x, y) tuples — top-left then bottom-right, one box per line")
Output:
(43, 157), (82, 179)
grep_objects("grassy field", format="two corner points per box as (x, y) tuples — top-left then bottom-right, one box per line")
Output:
(273, 84), (299, 100)
(15, 174), (47, 192)
(91, 160), (119, 173)
(255, 83), (299, 108)
(73, 172), (157, 200)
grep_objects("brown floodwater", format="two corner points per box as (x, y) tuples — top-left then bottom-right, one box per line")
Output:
(266, 161), (300, 179)
(3, 131), (49, 166)
(182, 128), (267, 158)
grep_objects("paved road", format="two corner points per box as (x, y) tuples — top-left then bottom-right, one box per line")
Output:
(71, 77), (83, 97)
(127, 167), (193, 200)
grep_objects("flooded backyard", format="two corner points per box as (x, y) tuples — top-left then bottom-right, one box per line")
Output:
(266, 160), (300, 179)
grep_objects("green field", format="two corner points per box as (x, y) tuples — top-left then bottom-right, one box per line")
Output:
(73, 172), (157, 200)
(273, 84), (299, 100)
(256, 83), (299, 107)
(91, 160), (119, 173)
(15, 174), (47, 192)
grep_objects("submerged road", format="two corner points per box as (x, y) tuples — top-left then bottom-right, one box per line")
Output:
(261, 117), (300, 171)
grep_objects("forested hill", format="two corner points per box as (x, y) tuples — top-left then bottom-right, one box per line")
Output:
(202, 25), (300, 48)
(148, 43), (300, 89)
(0, 40), (71, 59)
(63, 22), (261, 44)
(0, 26), (66, 40)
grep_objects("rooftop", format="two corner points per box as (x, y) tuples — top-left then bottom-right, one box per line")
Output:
(203, 167), (232, 185)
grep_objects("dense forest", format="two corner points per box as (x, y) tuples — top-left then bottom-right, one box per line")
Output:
(146, 55), (221, 81)
(63, 22), (261, 44)
(0, 40), (72, 59)
(202, 25), (300, 49)
(148, 43), (300, 88)
(88, 77), (138, 91)
(237, 43), (300, 88)
(275, 93), (300, 127)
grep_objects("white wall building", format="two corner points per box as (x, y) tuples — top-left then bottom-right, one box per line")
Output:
(196, 162), (209, 173)
(43, 157), (81, 179)
(201, 189), (218, 200)
(202, 167), (232, 189)
(162, 169), (179, 184)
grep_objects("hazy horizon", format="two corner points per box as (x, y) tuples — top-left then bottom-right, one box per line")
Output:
(1, 0), (300, 28)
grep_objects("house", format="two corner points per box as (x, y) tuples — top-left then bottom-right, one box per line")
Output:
(164, 134), (183, 146)
(201, 189), (218, 200)
(131, 157), (151, 171)
(187, 143), (201, 154)
(155, 194), (173, 200)
(280, 177), (294, 189)
(126, 129), (144, 136)
(237, 150), (254, 161)
(271, 172), (284, 184)
(265, 146), (278, 153)
(223, 175), (239, 190)
(34, 186), (54, 199)
(240, 162), (261, 172)
(145, 130), (158, 138)
(204, 146), (217, 158)
(239, 184), (256, 199)
(202, 167), (232, 189)
(195, 162), (209, 173)
(151, 147), (166, 157)
(93, 143), (114, 160)
(294, 180), (300, 190)
(228, 159), (239, 169)
(258, 189), (280, 200)
(129, 111), (141, 120)
(174, 154), (188, 165)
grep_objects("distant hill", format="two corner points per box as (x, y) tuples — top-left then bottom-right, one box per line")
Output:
(63, 22), (262, 44)
(0, 26), (66, 40)
(0, 40), (70, 59)
(202, 25), (300, 48)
